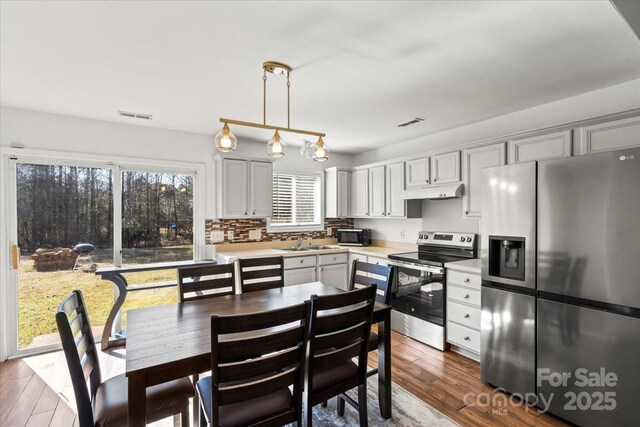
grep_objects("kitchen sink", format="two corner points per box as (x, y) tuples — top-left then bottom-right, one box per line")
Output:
(281, 245), (337, 252)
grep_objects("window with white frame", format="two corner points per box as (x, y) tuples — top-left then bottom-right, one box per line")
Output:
(270, 172), (322, 229)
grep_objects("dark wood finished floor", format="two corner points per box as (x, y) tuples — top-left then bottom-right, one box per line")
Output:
(0, 329), (570, 427)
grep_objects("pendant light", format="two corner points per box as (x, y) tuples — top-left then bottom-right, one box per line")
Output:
(214, 123), (237, 152)
(267, 130), (287, 158)
(214, 61), (329, 161)
(312, 136), (328, 161)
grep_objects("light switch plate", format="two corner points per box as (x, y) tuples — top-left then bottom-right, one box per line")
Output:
(249, 229), (261, 240)
(210, 231), (224, 243)
(326, 227), (332, 236)
(227, 230), (234, 241)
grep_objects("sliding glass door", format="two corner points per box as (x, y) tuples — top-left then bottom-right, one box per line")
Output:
(4, 155), (198, 356)
(14, 162), (115, 351)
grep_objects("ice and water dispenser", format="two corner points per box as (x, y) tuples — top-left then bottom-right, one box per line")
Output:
(488, 236), (526, 281)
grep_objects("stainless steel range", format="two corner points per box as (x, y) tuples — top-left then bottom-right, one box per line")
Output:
(388, 231), (477, 350)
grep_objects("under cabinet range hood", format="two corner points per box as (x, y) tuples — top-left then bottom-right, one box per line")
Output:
(400, 183), (464, 200)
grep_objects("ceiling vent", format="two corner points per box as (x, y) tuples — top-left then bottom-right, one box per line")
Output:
(118, 110), (153, 120)
(397, 117), (424, 128)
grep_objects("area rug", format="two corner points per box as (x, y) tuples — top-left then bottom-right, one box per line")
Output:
(306, 376), (457, 427)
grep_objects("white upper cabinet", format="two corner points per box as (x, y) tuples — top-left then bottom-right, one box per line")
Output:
(462, 142), (506, 218)
(386, 162), (406, 217)
(221, 158), (248, 217)
(369, 165), (386, 217)
(405, 157), (430, 188)
(216, 157), (272, 219)
(509, 130), (572, 164)
(249, 161), (272, 217)
(577, 116), (640, 154)
(431, 151), (461, 184)
(325, 168), (350, 218)
(352, 169), (369, 217)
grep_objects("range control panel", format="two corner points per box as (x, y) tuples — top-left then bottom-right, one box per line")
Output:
(417, 231), (476, 248)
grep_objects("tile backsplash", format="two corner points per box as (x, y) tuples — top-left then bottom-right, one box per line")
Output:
(205, 218), (354, 244)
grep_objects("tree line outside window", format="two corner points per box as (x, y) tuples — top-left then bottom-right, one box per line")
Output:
(16, 163), (193, 255)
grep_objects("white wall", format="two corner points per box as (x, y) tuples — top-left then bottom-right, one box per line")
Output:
(0, 106), (354, 219)
(353, 217), (422, 244)
(354, 78), (640, 165)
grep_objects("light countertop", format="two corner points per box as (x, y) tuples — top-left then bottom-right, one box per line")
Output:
(444, 258), (481, 274)
(215, 244), (412, 264)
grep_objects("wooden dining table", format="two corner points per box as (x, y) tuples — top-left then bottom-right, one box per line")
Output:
(125, 281), (392, 426)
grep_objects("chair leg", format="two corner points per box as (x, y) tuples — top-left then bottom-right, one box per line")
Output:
(337, 396), (345, 417)
(199, 406), (207, 427)
(358, 384), (368, 427)
(181, 404), (190, 427)
(192, 374), (200, 426)
(305, 402), (313, 427)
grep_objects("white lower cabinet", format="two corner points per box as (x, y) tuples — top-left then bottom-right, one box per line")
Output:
(446, 267), (482, 360)
(318, 263), (348, 291)
(348, 253), (367, 278)
(284, 266), (317, 287)
(282, 252), (349, 290)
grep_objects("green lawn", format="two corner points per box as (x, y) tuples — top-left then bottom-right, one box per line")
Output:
(18, 247), (191, 348)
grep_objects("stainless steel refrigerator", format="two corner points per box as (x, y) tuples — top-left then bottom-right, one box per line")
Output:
(480, 147), (640, 426)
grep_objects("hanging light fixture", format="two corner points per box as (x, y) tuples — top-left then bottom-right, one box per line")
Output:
(312, 136), (328, 162)
(214, 122), (238, 152)
(267, 130), (287, 158)
(214, 61), (328, 161)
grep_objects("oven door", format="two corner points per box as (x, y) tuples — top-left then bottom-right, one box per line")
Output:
(387, 260), (445, 326)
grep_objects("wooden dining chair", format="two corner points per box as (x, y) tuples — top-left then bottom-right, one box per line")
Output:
(196, 302), (309, 427)
(349, 260), (395, 377)
(177, 263), (236, 302)
(56, 290), (194, 427)
(305, 285), (377, 427)
(238, 256), (285, 293)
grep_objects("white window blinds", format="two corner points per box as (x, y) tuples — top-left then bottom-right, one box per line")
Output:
(271, 172), (321, 227)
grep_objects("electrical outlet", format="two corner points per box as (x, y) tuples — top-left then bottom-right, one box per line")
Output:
(326, 227), (332, 236)
(227, 230), (234, 241)
(210, 231), (224, 243)
(249, 229), (261, 240)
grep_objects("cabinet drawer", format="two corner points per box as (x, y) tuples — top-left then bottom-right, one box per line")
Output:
(318, 252), (348, 266)
(447, 301), (481, 330)
(367, 256), (388, 266)
(448, 284), (481, 306)
(447, 322), (481, 353)
(447, 269), (481, 290)
(284, 255), (317, 269)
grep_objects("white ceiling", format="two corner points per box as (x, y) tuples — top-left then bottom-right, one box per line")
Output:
(2, 1), (640, 154)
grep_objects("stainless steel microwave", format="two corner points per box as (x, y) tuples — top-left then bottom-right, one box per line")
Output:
(337, 228), (371, 246)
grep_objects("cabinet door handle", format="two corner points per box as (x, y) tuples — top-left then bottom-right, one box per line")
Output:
(433, 179), (437, 182)
(464, 278), (470, 282)
(244, 211), (247, 215)
(252, 210), (256, 214)
(464, 314), (470, 318)
(300, 259), (304, 264)
(426, 179), (429, 184)
(464, 294), (470, 299)
(465, 211), (469, 215)
(464, 336), (470, 341)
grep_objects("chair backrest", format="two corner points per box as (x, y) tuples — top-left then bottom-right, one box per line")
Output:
(208, 302), (309, 426)
(306, 285), (377, 394)
(349, 260), (394, 304)
(56, 290), (101, 427)
(238, 256), (285, 293)
(177, 263), (236, 302)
